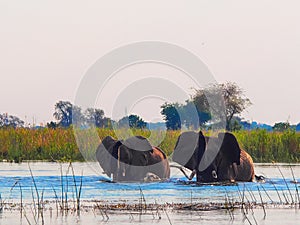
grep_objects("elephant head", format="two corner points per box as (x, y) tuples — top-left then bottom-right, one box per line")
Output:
(173, 131), (252, 182)
(197, 132), (241, 182)
(96, 136), (122, 178)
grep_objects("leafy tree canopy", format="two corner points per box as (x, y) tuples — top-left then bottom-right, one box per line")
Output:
(118, 114), (147, 129)
(160, 103), (182, 130)
(53, 100), (110, 128)
(0, 113), (24, 128)
(192, 82), (252, 130)
(161, 82), (252, 131)
(273, 122), (290, 132)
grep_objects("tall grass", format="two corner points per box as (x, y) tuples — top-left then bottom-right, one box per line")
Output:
(234, 129), (300, 163)
(0, 127), (299, 163)
(0, 127), (82, 162)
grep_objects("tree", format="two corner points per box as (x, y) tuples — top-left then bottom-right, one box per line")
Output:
(53, 101), (83, 127)
(85, 108), (105, 127)
(0, 113), (24, 128)
(118, 114), (147, 129)
(129, 115), (147, 129)
(47, 121), (58, 129)
(228, 116), (243, 131)
(102, 117), (113, 129)
(53, 101), (112, 128)
(192, 82), (252, 131)
(183, 100), (211, 129)
(53, 101), (72, 127)
(161, 100), (211, 130)
(273, 122), (290, 132)
(160, 103), (181, 130)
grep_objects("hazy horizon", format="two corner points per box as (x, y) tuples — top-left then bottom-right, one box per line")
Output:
(1, 1), (299, 126)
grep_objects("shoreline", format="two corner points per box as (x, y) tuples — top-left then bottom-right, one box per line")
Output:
(2, 199), (300, 212)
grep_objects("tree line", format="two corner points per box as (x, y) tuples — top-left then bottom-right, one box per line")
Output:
(49, 101), (147, 129)
(1, 82), (299, 131)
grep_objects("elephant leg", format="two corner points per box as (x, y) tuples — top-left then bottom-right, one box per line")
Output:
(147, 147), (170, 180)
(229, 163), (238, 183)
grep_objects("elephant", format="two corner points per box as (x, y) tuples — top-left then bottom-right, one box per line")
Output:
(96, 135), (170, 182)
(172, 131), (255, 182)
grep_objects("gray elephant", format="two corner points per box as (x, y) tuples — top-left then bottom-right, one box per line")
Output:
(96, 136), (170, 182)
(172, 131), (255, 182)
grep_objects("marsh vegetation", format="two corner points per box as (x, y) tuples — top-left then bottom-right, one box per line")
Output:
(0, 128), (299, 163)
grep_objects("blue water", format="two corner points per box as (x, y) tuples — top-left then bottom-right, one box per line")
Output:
(0, 162), (298, 205)
(2, 174), (299, 205)
(0, 163), (299, 225)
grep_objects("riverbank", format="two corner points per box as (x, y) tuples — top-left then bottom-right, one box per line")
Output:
(0, 128), (299, 163)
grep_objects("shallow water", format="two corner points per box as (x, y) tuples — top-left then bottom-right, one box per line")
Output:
(0, 162), (299, 224)
(1, 208), (300, 225)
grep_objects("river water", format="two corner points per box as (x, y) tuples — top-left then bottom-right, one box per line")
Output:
(0, 162), (299, 224)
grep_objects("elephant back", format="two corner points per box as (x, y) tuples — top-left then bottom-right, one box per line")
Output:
(121, 136), (153, 152)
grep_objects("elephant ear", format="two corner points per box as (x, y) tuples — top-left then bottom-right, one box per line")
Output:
(218, 132), (241, 165)
(96, 136), (118, 177)
(172, 131), (205, 171)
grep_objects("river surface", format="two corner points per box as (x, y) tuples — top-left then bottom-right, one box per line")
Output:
(0, 162), (299, 224)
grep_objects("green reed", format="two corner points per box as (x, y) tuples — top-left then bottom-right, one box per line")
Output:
(0, 127), (82, 162)
(0, 127), (299, 163)
(234, 129), (300, 163)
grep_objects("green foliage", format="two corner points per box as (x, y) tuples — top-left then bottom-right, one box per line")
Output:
(229, 120), (243, 131)
(160, 103), (182, 130)
(53, 101), (74, 127)
(0, 113), (24, 128)
(47, 121), (58, 129)
(0, 128), (299, 163)
(192, 82), (252, 131)
(234, 129), (300, 163)
(118, 114), (147, 129)
(0, 127), (83, 162)
(85, 108), (105, 127)
(160, 82), (251, 131)
(53, 100), (111, 128)
(273, 122), (290, 132)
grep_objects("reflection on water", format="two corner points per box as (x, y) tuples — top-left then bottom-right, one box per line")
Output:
(0, 162), (299, 224)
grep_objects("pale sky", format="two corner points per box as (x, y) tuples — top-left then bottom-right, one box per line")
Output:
(0, 0), (299, 126)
